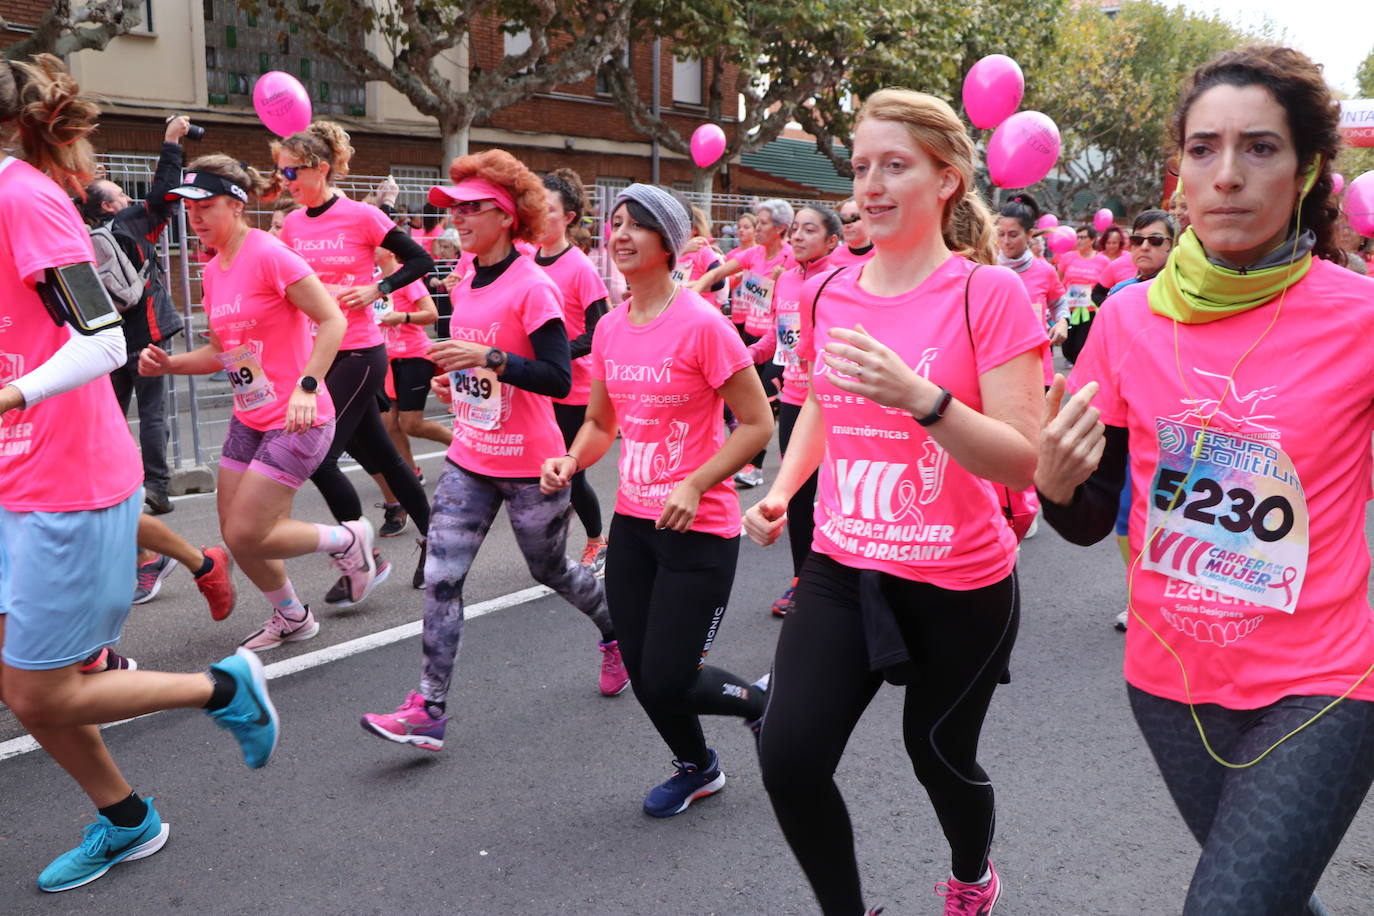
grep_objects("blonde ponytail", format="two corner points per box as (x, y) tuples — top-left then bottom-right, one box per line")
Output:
(0, 55), (99, 196)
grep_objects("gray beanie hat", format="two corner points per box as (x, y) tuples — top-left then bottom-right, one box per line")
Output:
(613, 183), (691, 260)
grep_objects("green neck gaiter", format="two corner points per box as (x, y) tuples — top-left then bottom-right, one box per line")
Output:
(1148, 227), (1311, 325)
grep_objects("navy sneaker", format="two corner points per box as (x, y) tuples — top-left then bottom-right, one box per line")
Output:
(207, 647), (279, 769)
(643, 749), (726, 817)
(38, 799), (169, 892)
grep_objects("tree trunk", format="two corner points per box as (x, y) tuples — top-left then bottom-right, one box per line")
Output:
(440, 121), (469, 171)
(692, 163), (720, 207)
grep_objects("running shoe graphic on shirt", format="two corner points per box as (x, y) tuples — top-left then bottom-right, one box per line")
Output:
(1167, 368), (1280, 435)
(0, 351), (25, 386)
(912, 346), (940, 380)
(622, 420), (689, 485)
(917, 440), (950, 505)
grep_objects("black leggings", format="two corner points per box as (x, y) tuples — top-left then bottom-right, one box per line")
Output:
(1128, 685), (1374, 916)
(776, 401), (817, 577)
(760, 553), (1019, 914)
(604, 514), (766, 768)
(552, 402), (603, 540)
(310, 345), (430, 535)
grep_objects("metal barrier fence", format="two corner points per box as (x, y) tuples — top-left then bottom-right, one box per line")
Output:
(99, 155), (841, 474)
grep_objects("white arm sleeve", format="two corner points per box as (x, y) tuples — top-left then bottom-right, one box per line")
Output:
(9, 324), (127, 407)
(1049, 296), (1069, 325)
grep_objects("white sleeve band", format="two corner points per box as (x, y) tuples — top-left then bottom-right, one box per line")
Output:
(10, 324), (128, 407)
(1050, 297), (1069, 325)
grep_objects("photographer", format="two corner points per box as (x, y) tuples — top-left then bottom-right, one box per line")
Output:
(81, 115), (192, 514)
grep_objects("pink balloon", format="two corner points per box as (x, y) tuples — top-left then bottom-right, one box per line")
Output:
(1046, 225), (1077, 254)
(986, 111), (1060, 189)
(1331, 172), (1345, 196)
(1036, 213), (1059, 230)
(253, 71), (312, 138)
(1093, 208), (1114, 233)
(962, 55), (1025, 130)
(1346, 171), (1374, 237)
(690, 124), (727, 169)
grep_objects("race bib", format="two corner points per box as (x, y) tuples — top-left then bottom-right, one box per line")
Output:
(1066, 284), (1094, 325)
(736, 271), (775, 320)
(372, 295), (391, 325)
(217, 344), (276, 412)
(1144, 419), (1308, 614)
(449, 367), (502, 431)
(773, 312), (801, 367)
(669, 266), (691, 286)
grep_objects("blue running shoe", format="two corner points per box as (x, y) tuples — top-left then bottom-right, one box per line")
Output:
(38, 799), (169, 892)
(207, 647), (279, 769)
(643, 749), (726, 818)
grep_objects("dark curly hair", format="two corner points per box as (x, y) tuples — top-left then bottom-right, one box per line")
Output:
(1171, 45), (1343, 262)
(450, 149), (546, 243)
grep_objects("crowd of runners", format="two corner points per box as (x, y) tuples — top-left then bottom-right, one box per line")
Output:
(3, 40), (1374, 916)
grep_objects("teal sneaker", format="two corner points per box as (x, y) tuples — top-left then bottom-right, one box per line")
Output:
(207, 647), (280, 769)
(38, 799), (169, 892)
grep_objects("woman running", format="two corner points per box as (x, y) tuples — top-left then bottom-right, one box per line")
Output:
(997, 194), (1067, 386)
(273, 121), (435, 602)
(373, 244), (450, 540)
(361, 150), (624, 753)
(140, 155), (377, 652)
(537, 168), (612, 574)
(831, 197), (875, 267)
(692, 199), (795, 488)
(1057, 224), (1110, 364)
(745, 204), (842, 617)
(1037, 46), (1374, 916)
(542, 183), (773, 816)
(0, 55), (278, 893)
(744, 88), (1044, 916)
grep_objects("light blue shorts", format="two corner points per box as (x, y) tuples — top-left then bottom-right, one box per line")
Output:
(0, 488), (140, 670)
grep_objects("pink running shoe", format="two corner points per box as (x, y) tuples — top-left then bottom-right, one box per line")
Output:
(328, 519), (379, 607)
(240, 607), (320, 652)
(935, 862), (1001, 916)
(598, 640), (630, 696)
(361, 691), (447, 751)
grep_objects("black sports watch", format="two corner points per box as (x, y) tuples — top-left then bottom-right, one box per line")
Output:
(297, 375), (319, 393)
(915, 386), (953, 427)
(484, 347), (507, 371)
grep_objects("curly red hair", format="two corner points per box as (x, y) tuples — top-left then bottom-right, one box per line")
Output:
(449, 149), (546, 243)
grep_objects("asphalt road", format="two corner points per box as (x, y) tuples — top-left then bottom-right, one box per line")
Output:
(1, 436), (1372, 915)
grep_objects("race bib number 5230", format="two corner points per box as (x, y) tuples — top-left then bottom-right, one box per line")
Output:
(1144, 419), (1308, 613)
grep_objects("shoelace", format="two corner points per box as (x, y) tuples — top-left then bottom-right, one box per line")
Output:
(934, 879), (990, 914)
(136, 561), (164, 589)
(79, 822), (112, 856)
(600, 647), (620, 674)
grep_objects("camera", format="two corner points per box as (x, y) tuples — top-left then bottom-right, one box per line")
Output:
(186, 123), (206, 141)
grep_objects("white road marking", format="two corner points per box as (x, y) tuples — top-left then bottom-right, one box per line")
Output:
(0, 583), (553, 764)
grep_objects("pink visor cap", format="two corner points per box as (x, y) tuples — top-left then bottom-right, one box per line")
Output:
(429, 178), (517, 226)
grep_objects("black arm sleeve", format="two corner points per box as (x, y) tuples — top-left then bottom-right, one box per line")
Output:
(1039, 424), (1130, 546)
(377, 228), (435, 292)
(706, 259), (725, 292)
(1091, 282), (1111, 308)
(114, 142), (183, 242)
(499, 319), (572, 399)
(568, 298), (609, 360)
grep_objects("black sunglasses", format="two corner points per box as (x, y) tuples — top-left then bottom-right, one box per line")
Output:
(1129, 234), (1172, 248)
(276, 164), (318, 181)
(839, 214), (862, 225)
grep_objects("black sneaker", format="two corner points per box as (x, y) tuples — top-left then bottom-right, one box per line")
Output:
(412, 537), (427, 590)
(378, 503), (408, 538)
(144, 491), (173, 515)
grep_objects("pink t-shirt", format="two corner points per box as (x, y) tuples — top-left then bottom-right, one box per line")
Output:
(829, 244), (876, 268)
(203, 229), (335, 433)
(1010, 257), (1064, 385)
(748, 255), (837, 407)
(1068, 260), (1374, 708)
(0, 157), (142, 512)
(798, 256), (1045, 587)
(281, 196), (396, 351)
(535, 245), (610, 407)
(591, 287), (752, 538)
(1058, 250), (1110, 321)
(445, 256), (566, 477)
(380, 277), (432, 359)
(1099, 253), (1137, 289)
(732, 243), (796, 336)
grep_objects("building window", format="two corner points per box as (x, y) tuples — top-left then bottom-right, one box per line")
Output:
(595, 44), (631, 97)
(203, 2), (365, 116)
(504, 28), (532, 59)
(672, 57), (703, 107)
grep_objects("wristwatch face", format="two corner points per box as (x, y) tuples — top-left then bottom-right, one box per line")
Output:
(485, 347), (505, 369)
(299, 376), (318, 392)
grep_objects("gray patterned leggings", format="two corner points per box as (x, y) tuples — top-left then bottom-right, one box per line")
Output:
(1128, 685), (1374, 916)
(419, 463), (614, 707)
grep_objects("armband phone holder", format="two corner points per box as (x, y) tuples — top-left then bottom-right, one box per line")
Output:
(36, 263), (123, 335)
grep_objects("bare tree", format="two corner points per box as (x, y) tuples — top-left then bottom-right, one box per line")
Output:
(2, 0), (145, 60)
(258, 0), (636, 168)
